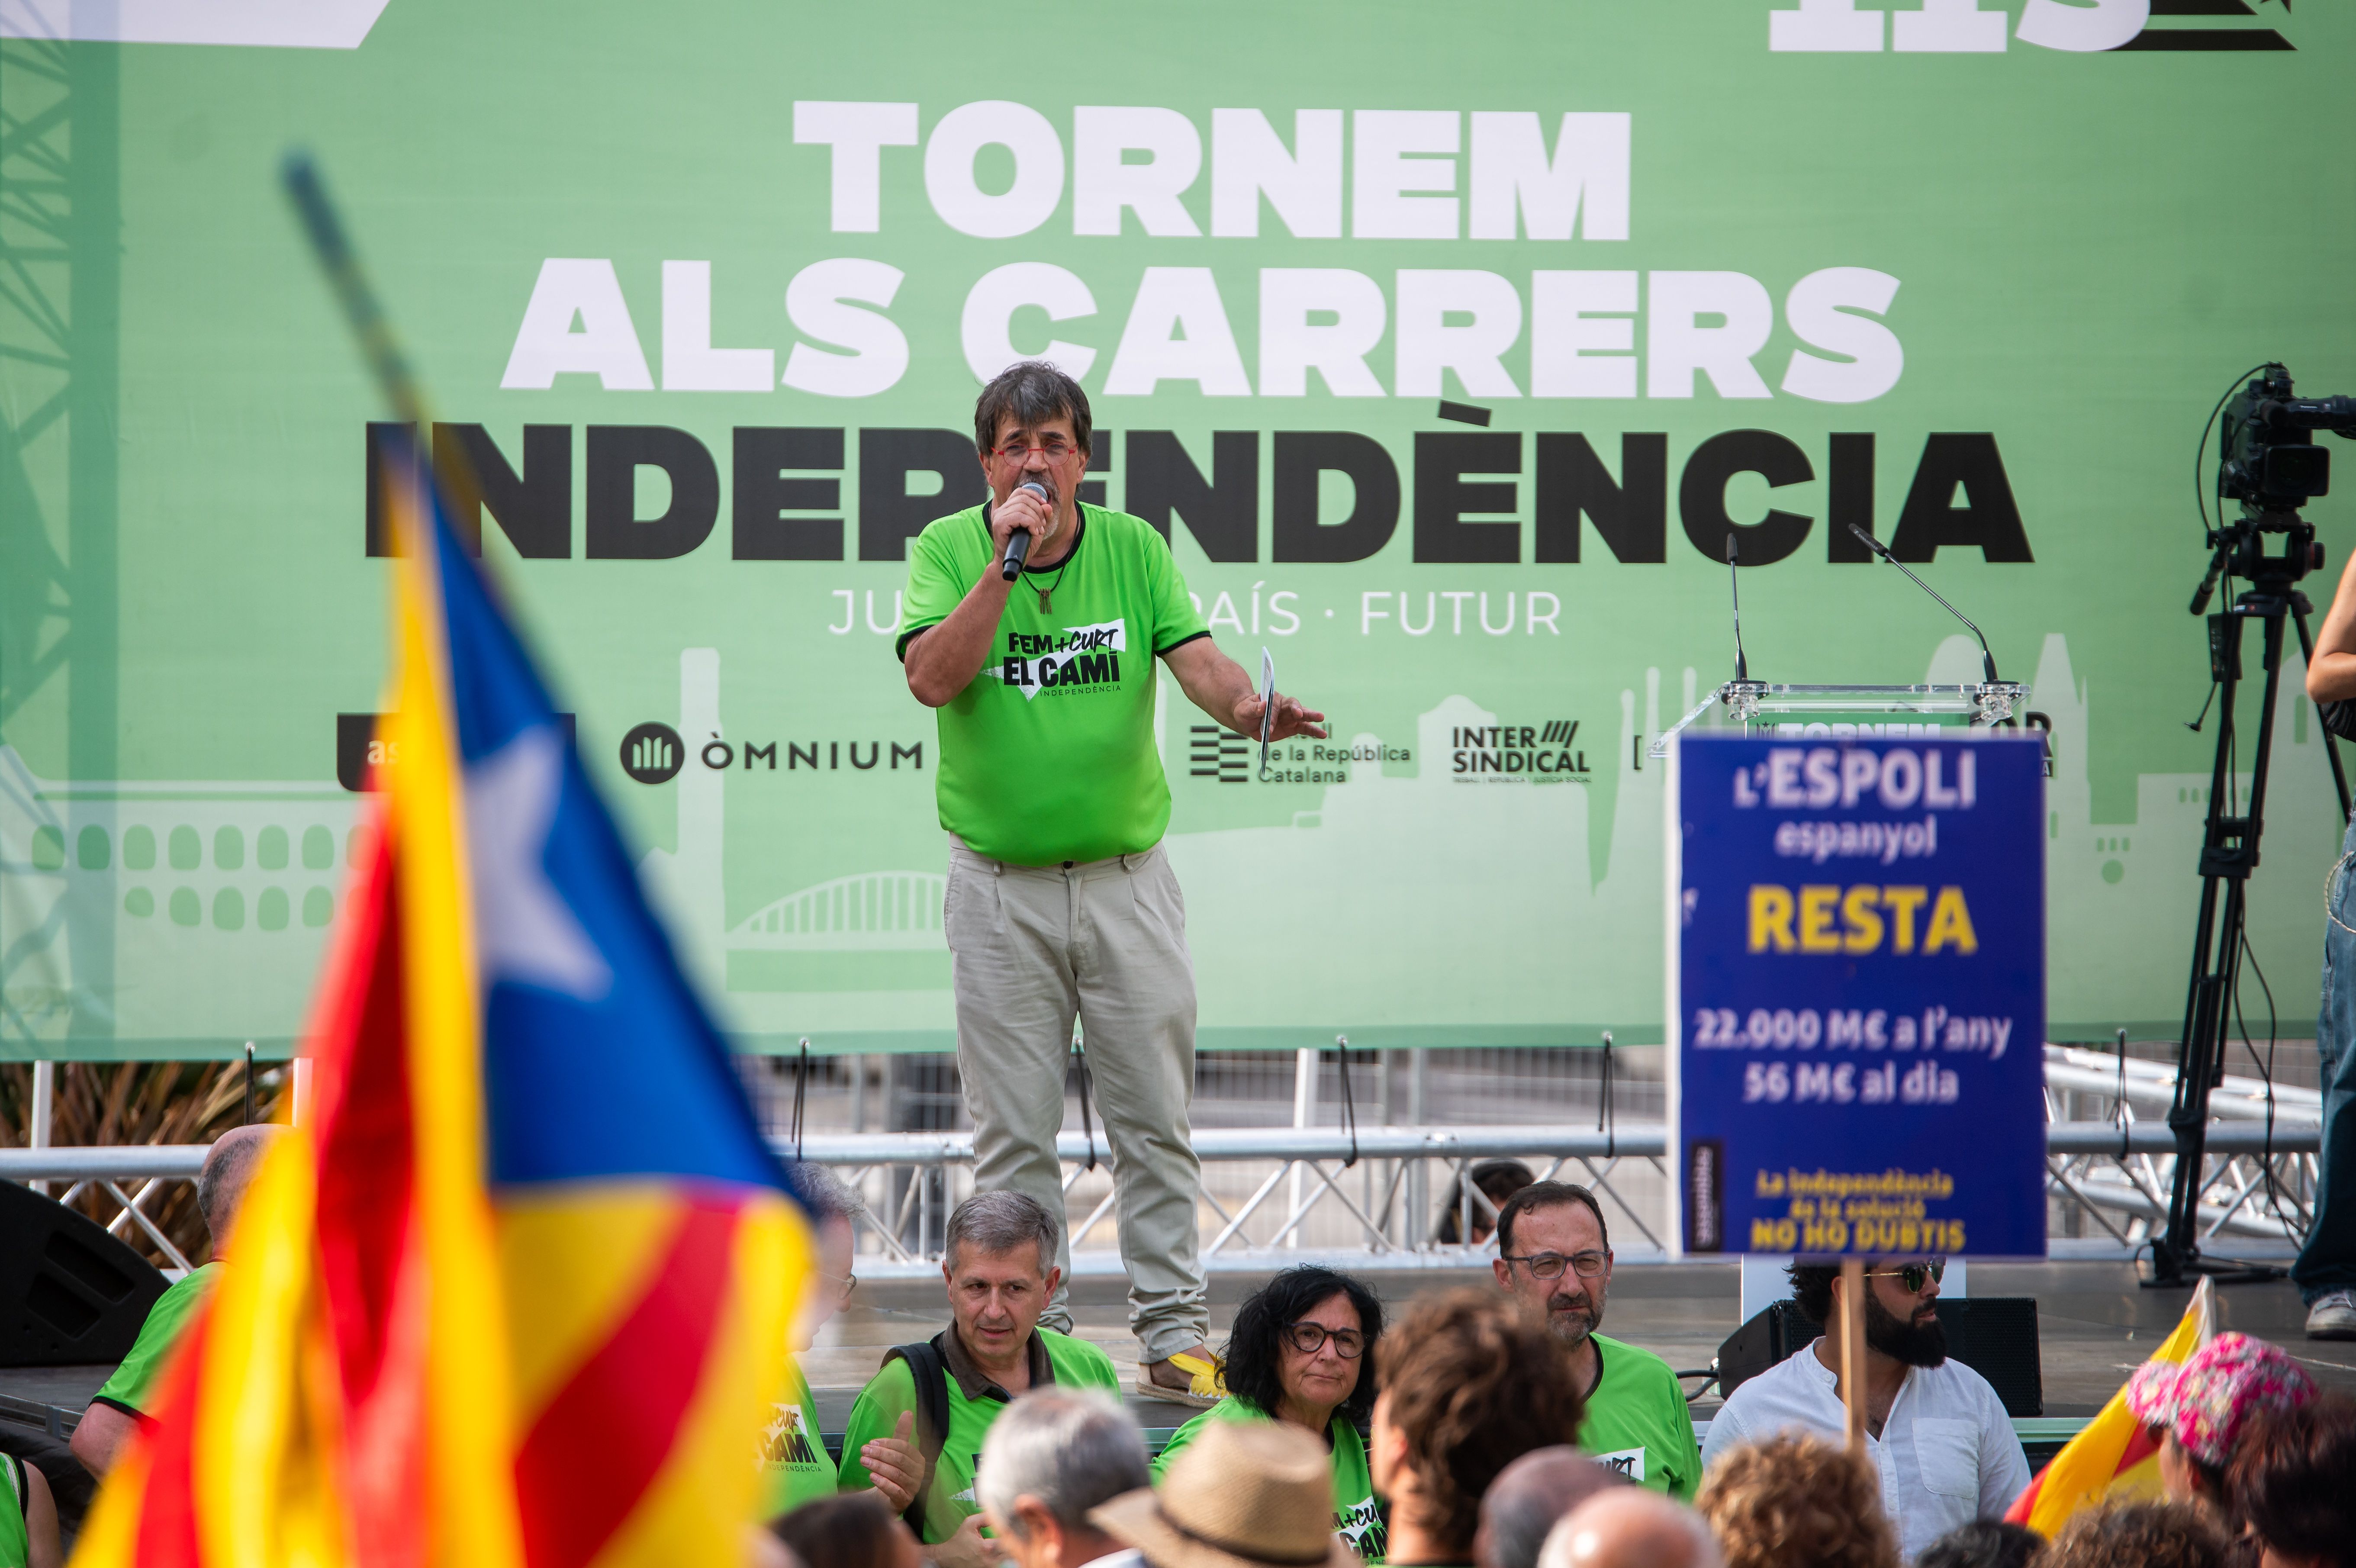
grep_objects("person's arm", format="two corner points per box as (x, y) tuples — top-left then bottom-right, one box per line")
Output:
(1663, 1367), (1704, 1502)
(71, 1401), (142, 1478)
(1979, 1385), (2031, 1520)
(23, 1459), (61, 1568)
(1697, 1395), (1744, 1472)
(904, 493), (1045, 708)
(1160, 638), (1327, 741)
(2309, 545), (2356, 702)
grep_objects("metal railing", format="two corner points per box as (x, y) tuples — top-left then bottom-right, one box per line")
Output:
(2, 1044), (2324, 1272)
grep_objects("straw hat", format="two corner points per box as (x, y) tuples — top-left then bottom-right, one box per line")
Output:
(1091, 1418), (1359, 1568)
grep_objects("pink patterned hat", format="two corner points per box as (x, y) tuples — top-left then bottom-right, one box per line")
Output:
(2125, 1331), (2318, 1468)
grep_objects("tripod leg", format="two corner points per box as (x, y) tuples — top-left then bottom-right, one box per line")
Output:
(2162, 612), (2249, 1281)
(2158, 606), (2293, 1284)
(2294, 604), (2352, 824)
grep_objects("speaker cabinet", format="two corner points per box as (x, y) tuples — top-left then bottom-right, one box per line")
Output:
(0, 1180), (171, 1368)
(1716, 1296), (2042, 1417)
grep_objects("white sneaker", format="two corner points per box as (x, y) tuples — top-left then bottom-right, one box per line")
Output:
(2308, 1289), (2356, 1340)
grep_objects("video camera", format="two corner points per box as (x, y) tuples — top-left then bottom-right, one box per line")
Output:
(2193, 364), (2356, 611)
(2221, 363), (2356, 514)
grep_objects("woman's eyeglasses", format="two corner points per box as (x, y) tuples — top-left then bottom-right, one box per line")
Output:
(1283, 1322), (1365, 1359)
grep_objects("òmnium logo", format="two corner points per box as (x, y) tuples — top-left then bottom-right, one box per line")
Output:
(620, 722), (685, 784)
(619, 722), (927, 783)
(1452, 721), (1591, 782)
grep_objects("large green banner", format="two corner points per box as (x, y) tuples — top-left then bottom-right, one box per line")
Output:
(4, 0), (2353, 1058)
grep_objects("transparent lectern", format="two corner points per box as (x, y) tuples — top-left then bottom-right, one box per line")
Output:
(1648, 680), (2035, 761)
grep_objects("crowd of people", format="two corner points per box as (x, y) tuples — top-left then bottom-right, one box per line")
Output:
(23, 1142), (2356, 1568)
(742, 1185), (2356, 1568)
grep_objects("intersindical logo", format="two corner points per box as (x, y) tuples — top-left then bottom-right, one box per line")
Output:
(1451, 721), (1591, 781)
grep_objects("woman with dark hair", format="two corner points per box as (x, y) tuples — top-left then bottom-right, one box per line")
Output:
(2228, 1390), (2356, 1568)
(1152, 1265), (1388, 1559)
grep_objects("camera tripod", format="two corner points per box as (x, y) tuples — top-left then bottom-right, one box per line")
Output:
(2147, 528), (2351, 1286)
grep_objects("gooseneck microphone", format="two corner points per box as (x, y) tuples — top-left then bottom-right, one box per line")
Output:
(1848, 523), (2001, 683)
(1000, 480), (1051, 581)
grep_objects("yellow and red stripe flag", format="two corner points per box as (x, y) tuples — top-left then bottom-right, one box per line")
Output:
(74, 437), (813, 1568)
(2005, 1276), (2214, 1536)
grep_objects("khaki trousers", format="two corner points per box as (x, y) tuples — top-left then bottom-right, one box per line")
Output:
(944, 839), (1209, 1359)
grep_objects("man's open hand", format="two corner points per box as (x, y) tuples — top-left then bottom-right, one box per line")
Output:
(862, 1409), (923, 1513)
(1235, 691), (1327, 743)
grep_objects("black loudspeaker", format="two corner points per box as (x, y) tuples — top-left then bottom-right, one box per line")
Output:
(1937, 1298), (2043, 1417)
(1716, 1299), (1818, 1401)
(0, 1180), (170, 1367)
(1715, 1296), (2042, 1418)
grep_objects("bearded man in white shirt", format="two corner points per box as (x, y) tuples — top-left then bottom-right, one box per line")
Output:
(1699, 1258), (2028, 1561)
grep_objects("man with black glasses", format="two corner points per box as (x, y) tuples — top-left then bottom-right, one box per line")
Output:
(1491, 1182), (1702, 1500)
(897, 360), (1324, 1404)
(1700, 1256), (2028, 1560)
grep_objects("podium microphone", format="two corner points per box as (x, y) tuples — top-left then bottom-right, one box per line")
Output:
(1001, 479), (1051, 581)
(1848, 523), (2001, 683)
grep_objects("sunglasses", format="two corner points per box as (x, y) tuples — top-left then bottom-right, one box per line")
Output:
(1862, 1260), (1946, 1294)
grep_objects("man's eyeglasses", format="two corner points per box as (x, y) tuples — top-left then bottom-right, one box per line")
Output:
(1501, 1250), (1610, 1281)
(1283, 1322), (1365, 1359)
(990, 437), (1079, 462)
(821, 1271), (857, 1305)
(1863, 1260), (1945, 1293)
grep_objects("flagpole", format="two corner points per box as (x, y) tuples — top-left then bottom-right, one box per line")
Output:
(1840, 1258), (1868, 1456)
(280, 152), (484, 519)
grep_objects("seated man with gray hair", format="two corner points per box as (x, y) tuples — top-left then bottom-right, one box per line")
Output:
(980, 1390), (1152, 1568)
(71, 1124), (284, 1478)
(838, 1191), (1121, 1568)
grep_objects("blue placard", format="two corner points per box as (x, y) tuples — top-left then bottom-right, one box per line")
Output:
(1672, 734), (2047, 1258)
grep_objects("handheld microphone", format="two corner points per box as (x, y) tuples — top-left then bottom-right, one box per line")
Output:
(1849, 523), (2001, 684)
(1001, 480), (1051, 581)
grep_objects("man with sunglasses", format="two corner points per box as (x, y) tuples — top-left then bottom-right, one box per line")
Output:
(1699, 1257), (2028, 1561)
(898, 361), (1325, 1406)
(1491, 1182), (1703, 1500)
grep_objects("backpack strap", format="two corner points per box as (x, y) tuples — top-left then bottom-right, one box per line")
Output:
(881, 1337), (953, 1536)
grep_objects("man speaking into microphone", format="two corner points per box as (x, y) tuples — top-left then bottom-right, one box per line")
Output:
(896, 361), (1324, 1404)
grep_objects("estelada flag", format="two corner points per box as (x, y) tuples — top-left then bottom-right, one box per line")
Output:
(73, 435), (814, 1568)
(2005, 1277), (2215, 1536)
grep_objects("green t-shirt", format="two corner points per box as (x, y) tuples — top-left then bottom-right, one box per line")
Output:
(1576, 1333), (1703, 1502)
(897, 503), (1210, 867)
(1, 1452), (30, 1568)
(836, 1327), (1122, 1544)
(758, 1356), (837, 1520)
(1153, 1399), (1386, 1562)
(93, 1262), (219, 1417)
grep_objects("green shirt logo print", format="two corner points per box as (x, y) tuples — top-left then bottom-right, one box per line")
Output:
(993, 618), (1128, 700)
